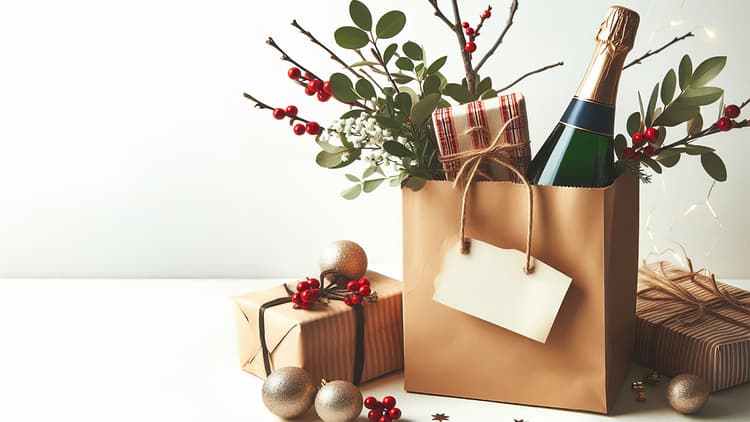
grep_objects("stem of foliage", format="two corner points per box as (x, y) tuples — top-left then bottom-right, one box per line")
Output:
(474, 0), (519, 74)
(243, 92), (311, 124)
(656, 97), (750, 152)
(496, 61), (564, 92)
(450, 0), (476, 97)
(370, 42), (400, 93)
(623, 32), (694, 70)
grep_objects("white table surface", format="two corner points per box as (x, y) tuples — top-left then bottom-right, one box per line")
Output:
(1, 277), (748, 422)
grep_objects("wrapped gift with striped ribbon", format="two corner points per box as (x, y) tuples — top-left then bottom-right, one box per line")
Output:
(431, 93), (532, 182)
(635, 261), (750, 392)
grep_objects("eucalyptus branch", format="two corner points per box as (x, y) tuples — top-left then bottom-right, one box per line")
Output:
(656, 97), (750, 152)
(426, 0), (454, 28)
(450, 0), (476, 97)
(497, 61), (564, 93)
(291, 19), (367, 82)
(623, 32), (694, 70)
(265, 37), (320, 81)
(243, 92), (310, 124)
(474, 0), (519, 74)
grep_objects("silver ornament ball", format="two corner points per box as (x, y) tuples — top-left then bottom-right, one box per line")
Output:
(314, 380), (363, 422)
(261, 367), (317, 419)
(666, 373), (710, 414)
(319, 240), (368, 283)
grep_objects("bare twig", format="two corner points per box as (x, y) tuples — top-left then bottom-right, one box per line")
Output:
(472, 5), (492, 40)
(243, 92), (310, 124)
(358, 68), (384, 93)
(450, 0), (476, 97)
(474, 0), (519, 74)
(623, 32), (694, 70)
(740, 98), (750, 109)
(426, 0), (454, 28)
(265, 37), (320, 81)
(291, 20), (365, 81)
(496, 61), (564, 93)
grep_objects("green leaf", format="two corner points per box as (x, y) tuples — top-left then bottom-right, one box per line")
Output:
(395, 57), (414, 71)
(655, 126), (666, 147)
(423, 74), (441, 94)
(362, 178), (386, 193)
(684, 144), (715, 155)
(383, 140), (414, 158)
(382, 43), (398, 65)
(403, 176), (427, 191)
(395, 92), (412, 112)
(690, 56), (726, 88)
(345, 173), (360, 182)
(687, 113), (703, 136)
(316, 150), (344, 168)
(334, 26), (369, 50)
(653, 103), (699, 127)
(374, 116), (401, 130)
(642, 157), (662, 174)
(661, 69), (677, 105)
(340, 109), (365, 120)
(637, 91), (646, 123)
(350, 60), (380, 67)
(349, 0), (372, 31)
(392, 73), (414, 84)
(341, 184), (362, 200)
(700, 152), (727, 182)
(329, 73), (358, 103)
(678, 54), (692, 90)
(426, 56), (447, 74)
(414, 63), (425, 79)
(316, 138), (346, 153)
(376, 10), (406, 39)
(443, 83), (473, 104)
(389, 176), (402, 187)
(658, 153), (680, 167)
(330, 149), (360, 169)
(477, 77), (492, 95)
(646, 83), (659, 127)
(402, 41), (423, 60)
(398, 86), (420, 110)
(626, 112), (642, 136)
(410, 92), (441, 125)
(613, 134), (627, 160)
(680, 86), (724, 106)
(355, 78), (376, 100)
(480, 89), (497, 100)
(362, 166), (376, 179)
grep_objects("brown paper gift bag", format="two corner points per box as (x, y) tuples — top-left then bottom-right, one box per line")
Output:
(402, 176), (639, 414)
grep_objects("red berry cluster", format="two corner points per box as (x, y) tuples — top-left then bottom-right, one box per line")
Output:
(287, 66), (332, 103)
(717, 104), (741, 132)
(461, 8), (491, 54)
(624, 126), (659, 160)
(290, 278), (321, 310)
(343, 277), (373, 307)
(364, 395), (401, 422)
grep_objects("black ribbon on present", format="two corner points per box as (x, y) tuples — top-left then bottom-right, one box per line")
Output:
(257, 272), (372, 385)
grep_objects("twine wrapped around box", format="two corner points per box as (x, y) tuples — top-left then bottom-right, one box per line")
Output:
(635, 260), (750, 392)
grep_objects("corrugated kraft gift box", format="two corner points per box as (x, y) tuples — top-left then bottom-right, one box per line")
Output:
(233, 270), (403, 384)
(635, 261), (750, 392)
(402, 176), (639, 414)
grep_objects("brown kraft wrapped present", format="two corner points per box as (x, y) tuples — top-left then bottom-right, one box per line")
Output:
(402, 176), (639, 414)
(233, 270), (403, 385)
(635, 260), (750, 392)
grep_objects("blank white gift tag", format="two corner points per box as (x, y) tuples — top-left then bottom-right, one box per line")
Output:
(433, 239), (572, 343)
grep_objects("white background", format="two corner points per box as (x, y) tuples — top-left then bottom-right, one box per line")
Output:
(0, 0), (748, 279)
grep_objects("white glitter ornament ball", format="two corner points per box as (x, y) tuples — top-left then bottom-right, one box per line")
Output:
(314, 380), (363, 422)
(261, 367), (316, 419)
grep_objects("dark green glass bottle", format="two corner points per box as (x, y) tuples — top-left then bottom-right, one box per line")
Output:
(527, 6), (640, 187)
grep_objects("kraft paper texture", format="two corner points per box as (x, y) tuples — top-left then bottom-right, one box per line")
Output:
(233, 271), (404, 384)
(402, 176), (639, 414)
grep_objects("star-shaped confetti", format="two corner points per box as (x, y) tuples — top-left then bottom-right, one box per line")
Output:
(431, 413), (450, 421)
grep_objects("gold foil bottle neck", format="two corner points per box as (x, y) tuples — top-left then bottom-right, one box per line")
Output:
(596, 6), (639, 52)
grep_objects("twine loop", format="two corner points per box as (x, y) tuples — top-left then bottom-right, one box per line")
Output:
(438, 117), (535, 274)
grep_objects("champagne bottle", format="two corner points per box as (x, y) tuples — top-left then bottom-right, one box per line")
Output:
(527, 6), (639, 187)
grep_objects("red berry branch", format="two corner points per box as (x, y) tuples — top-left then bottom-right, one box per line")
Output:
(655, 99), (750, 152)
(242, 92), (325, 136)
(474, 0), (519, 73)
(266, 37), (321, 82)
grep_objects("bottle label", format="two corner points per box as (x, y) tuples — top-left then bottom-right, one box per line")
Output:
(560, 97), (614, 136)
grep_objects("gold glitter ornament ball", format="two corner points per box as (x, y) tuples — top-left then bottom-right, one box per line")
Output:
(319, 240), (368, 282)
(261, 367), (317, 419)
(666, 374), (710, 414)
(314, 380), (363, 422)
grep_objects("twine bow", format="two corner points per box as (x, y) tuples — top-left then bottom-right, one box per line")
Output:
(638, 260), (750, 329)
(438, 116), (535, 274)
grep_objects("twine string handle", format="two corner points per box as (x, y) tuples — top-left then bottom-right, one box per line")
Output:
(438, 116), (535, 274)
(638, 260), (750, 329)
